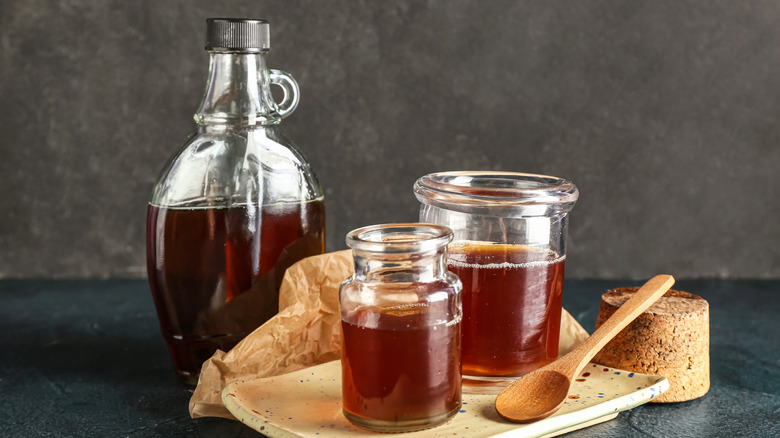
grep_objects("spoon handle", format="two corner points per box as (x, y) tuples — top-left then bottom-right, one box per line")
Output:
(563, 275), (675, 373)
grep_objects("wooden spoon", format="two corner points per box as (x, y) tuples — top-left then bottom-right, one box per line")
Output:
(495, 274), (675, 423)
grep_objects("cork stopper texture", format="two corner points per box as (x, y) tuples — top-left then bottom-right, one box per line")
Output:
(592, 287), (710, 403)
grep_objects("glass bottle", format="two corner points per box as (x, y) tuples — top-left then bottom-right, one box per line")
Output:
(414, 171), (578, 392)
(339, 224), (463, 432)
(146, 18), (325, 385)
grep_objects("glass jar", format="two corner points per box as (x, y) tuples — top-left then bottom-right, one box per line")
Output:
(414, 171), (578, 391)
(146, 19), (325, 385)
(339, 224), (462, 432)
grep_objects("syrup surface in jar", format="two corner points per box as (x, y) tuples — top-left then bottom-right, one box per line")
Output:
(341, 305), (461, 426)
(146, 199), (324, 382)
(447, 242), (565, 377)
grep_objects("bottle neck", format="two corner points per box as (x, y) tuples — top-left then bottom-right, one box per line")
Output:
(352, 248), (449, 284)
(195, 51), (280, 127)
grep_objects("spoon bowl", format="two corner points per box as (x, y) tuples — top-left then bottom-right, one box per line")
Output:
(495, 274), (675, 423)
(495, 370), (570, 422)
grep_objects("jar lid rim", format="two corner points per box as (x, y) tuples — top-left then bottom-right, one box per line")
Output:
(346, 223), (453, 254)
(414, 171), (579, 216)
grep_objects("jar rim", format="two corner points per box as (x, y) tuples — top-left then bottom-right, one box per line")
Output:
(346, 223), (454, 254)
(414, 171), (578, 217)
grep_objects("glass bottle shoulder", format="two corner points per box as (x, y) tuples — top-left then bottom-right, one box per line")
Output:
(149, 126), (323, 208)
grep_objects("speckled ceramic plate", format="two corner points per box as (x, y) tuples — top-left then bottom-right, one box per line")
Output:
(222, 360), (668, 438)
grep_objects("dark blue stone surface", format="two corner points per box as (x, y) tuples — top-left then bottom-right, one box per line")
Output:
(0, 279), (777, 437)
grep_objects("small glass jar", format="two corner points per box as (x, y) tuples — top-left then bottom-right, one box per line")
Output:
(414, 171), (578, 392)
(339, 224), (463, 432)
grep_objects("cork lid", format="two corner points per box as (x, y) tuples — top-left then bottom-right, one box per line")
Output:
(602, 287), (708, 315)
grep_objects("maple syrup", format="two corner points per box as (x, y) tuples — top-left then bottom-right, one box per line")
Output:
(448, 242), (564, 377)
(341, 308), (461, 429)
(146, 200), (324, 383)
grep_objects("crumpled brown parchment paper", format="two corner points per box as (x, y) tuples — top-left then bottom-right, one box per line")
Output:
(189, 250), (589, 420)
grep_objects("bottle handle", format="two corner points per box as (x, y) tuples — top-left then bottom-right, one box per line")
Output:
(269, 69), (300, 119)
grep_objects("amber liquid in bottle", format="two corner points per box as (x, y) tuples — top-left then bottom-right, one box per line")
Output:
(447, 242), (565, 377)
(341, 306), (461, 428)
(146, 199), (324, 383)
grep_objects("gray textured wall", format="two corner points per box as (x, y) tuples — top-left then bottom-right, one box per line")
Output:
(1, 0), (778, 279)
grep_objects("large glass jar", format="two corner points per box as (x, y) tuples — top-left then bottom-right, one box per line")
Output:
(146, 19), (325, 384)
(414, 171), (578, 391)
(339, 224), (462, 432)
